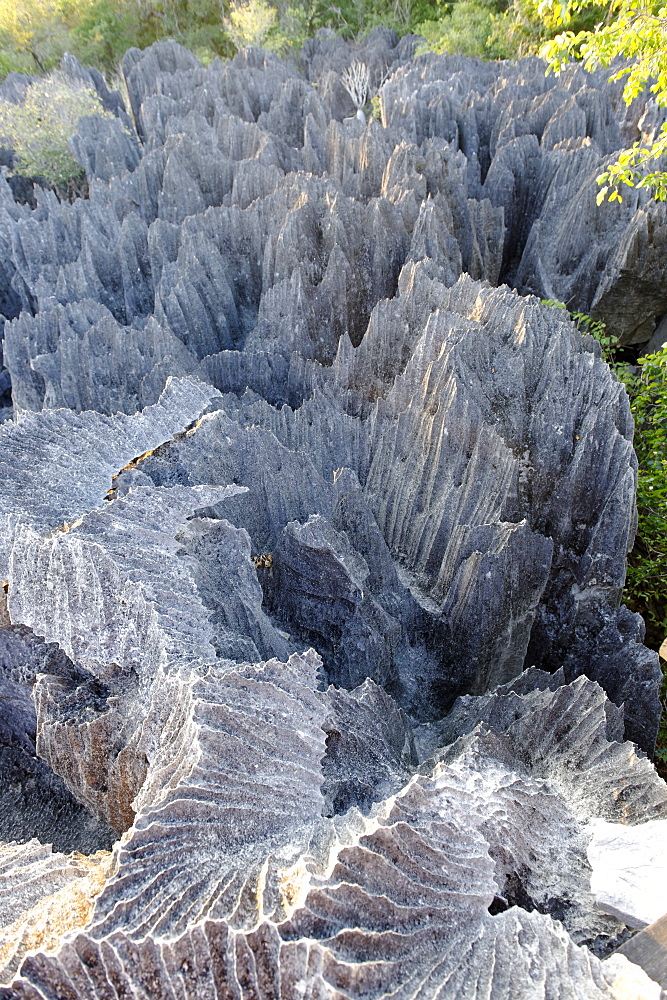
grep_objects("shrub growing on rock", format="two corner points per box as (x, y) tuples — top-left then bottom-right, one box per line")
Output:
(0, 70), (115, 186)
(624, 346), (667, 645)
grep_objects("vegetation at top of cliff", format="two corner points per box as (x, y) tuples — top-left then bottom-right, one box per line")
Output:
(0, 0), (449, 78)
(413, 0), (609, 60)
(0, 0), (611, 75)
(0, 0), (233, 77)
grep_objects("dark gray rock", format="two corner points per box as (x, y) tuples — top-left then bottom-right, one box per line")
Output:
(322, 677), (416, 814)
(0, 626), (115, 854)
(234, 265), (658, 742)
(69, 114), (142, 183)
(4, 305), (197, 415)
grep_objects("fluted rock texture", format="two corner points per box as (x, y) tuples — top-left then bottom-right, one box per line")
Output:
(0, 29), (666, 1000)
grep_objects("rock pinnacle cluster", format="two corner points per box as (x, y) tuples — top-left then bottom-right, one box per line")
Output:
(0, 30), (666, 999)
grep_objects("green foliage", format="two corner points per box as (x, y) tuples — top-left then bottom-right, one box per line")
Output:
(130, 0), (233, 60)
(571, 310), (620, 363)
(416, 0), (510, 60)
(0, 0), (451, 83)
(415, 0), (603, 59)
(224, 0), (278, 49)
(625, 345), (667, 769)
(623, 347), (667, 641)
(0, 0), (72, 75)
(68, 0), (140, 74)
(0, 70), (115, 184)
(263, 4), (311, 57)
(483, 0), (545, 58)
(221, 0), (314, 58)
(571, 311), (667, 669)
(537, 0), (667, 202)
(595, 130), (667, 205)
(541, 299), (619, 364)
(482, 0), (601, 57)
(301, 0), (443, 38)
(0, 0), (236, 81)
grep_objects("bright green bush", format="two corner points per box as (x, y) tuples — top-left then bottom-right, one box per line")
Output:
(121, 0), (233, 62)
(300, 0), (443, 39)
(67, 0), (141, 76)
(263, 5), (310, 57)
(0, 0), (69, 75)
(416, 0), (608, 62)
(416, 1), (509, 59)
(0, 71), (115, 185)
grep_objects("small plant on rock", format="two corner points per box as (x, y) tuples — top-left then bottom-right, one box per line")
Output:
(341, 61), (390, 124)
(0, 71), (115, 187)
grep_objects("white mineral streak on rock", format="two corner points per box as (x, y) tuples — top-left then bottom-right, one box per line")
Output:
(588, 819), (667, 928)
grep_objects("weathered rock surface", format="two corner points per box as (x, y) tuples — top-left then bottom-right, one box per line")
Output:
(0, 34), (665, 1000)
(588, 819), (667, 928)
(0, 842), (113, 984)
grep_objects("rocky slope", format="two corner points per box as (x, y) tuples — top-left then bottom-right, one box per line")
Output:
(0, 32), (666, 999)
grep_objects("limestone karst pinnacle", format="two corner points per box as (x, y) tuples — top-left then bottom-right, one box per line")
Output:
(0, 30), (666, 999)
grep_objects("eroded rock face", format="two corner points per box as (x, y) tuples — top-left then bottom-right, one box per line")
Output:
(0, 34), (665, 1000)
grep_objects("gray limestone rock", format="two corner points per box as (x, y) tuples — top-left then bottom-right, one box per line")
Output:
(6, 667), (667, 998)
(4, 304), (197, 415)
(0, 375), (222, 576)
(0, 36), (665, 1000)
(233, 265), (657, 742)
(0, 626), (115, 854)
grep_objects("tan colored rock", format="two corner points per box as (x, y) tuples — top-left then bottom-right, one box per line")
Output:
(0, 842), (114, 985)
(602, 954), (662, 1000)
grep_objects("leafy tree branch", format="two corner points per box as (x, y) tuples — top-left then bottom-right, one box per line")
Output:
(538, 0), (667, 201)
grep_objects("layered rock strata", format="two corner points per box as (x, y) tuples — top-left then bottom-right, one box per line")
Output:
(0, 33), (665, 1000)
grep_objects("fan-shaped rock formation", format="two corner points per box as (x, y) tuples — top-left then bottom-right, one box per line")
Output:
(0, 31), (666, 1000)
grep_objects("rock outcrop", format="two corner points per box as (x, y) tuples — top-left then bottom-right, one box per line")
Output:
(0, 33), (665, 1000)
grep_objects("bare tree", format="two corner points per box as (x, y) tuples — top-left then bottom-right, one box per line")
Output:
(340, 61), (371, 111)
